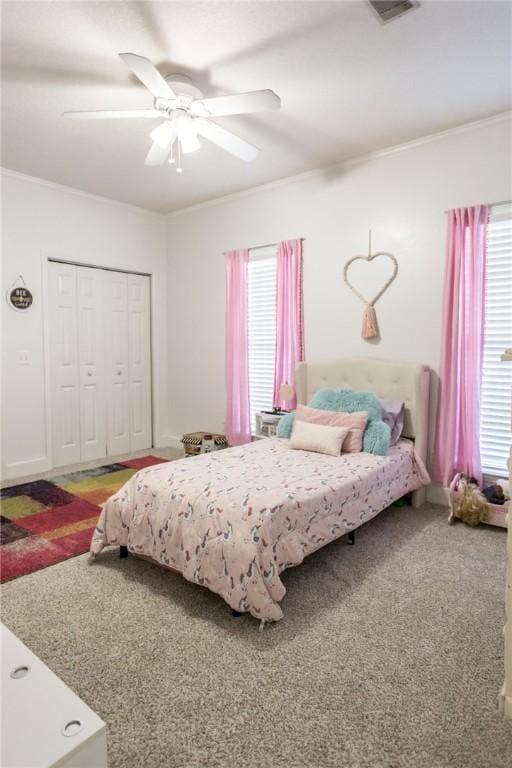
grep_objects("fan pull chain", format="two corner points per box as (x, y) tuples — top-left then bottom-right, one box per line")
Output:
(176, 141), (183, 174)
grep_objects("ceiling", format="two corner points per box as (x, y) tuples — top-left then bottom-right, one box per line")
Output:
(1, 1), (511, 213)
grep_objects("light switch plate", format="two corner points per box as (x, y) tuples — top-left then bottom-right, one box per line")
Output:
(16, 350), (30, 365)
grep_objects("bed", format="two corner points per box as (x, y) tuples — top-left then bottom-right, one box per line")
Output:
(90, 358), (431, 622)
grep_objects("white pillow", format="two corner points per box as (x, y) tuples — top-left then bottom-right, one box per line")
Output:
(290, 420), (349, 457)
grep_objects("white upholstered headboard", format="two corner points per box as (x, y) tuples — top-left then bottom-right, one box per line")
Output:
(295, 358), (430, 506)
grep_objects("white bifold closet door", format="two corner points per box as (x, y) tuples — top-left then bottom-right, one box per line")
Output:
(105, 271), (130, 456)
(127, 274), (152, 452)
(78, 266), (107, 462)
(104, 271), (152, 455)
(49, 262), (82, 467)
(49, 262), (152, 467)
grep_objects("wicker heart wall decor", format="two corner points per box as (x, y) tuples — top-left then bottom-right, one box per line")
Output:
(343, 232), (398, 340)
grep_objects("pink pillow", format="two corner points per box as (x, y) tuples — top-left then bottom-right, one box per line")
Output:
(290, 421), (349, 457)
(295, 404), (369, 453)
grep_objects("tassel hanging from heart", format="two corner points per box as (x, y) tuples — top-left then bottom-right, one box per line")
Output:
(361, 303), (379, 340)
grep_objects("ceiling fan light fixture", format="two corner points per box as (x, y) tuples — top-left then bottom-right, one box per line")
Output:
(180, 133), (201, 154)
(63, 53), (281, 170)
(150, 120), (175, 149)
(174, 114), (200, 154)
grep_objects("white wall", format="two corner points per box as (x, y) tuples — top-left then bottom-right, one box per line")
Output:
(1, 172), (168, 480)
(166, 114), (512, 472)
(2, 114), (510, 485)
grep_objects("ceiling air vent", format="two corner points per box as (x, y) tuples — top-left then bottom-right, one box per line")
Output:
(368, 1), (419, 24)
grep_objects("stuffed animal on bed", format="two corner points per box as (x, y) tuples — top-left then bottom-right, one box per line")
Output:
(277, 388), (391, 455)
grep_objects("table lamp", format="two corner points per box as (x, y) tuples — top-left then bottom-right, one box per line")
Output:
(279, 382), (295, 411)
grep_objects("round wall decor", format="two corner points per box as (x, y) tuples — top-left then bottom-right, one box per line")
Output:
(7, 276), (33, 312)
(9, 286), (33, 311)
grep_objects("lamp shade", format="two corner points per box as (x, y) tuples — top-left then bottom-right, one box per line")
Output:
(279, 383), (295, 402)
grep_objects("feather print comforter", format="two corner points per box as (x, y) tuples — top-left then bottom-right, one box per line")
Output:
(90, 438), (430, 621)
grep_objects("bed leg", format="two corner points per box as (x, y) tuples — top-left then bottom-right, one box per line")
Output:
(347, 530), (355, 546)
(231, 609), (242, 618)
(120, 545), (128, 559)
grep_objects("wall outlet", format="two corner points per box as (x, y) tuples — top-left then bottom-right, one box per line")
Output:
(16, 350), (30, 365)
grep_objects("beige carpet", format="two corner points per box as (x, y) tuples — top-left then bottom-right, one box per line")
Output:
(2, 503), (511, 768)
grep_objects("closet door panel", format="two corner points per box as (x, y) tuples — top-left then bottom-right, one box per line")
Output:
(128, 275), (152, 451)
(49, 262), (81, 467)
(105, 272), (130, 455)
(60, 387), (78, 448)
(77, 266), (106, 461)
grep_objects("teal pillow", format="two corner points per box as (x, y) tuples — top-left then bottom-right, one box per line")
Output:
(277, 411), (295, 439)
(360, 420), (390, 456)
(276, 388), (391, 456)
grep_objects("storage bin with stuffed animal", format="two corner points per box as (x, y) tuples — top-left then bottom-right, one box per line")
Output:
(448, 473), (509, 528)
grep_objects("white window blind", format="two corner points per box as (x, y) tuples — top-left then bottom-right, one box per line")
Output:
(480, 203), (512, 477)
(248, 246), (277, 434)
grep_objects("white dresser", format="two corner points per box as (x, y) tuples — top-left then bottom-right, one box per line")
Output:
(499, 451), (512, 719)
(498, 349), (512, 718)
(1, 623), (108, 768)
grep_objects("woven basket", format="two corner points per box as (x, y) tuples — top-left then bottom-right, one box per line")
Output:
(181, 431), (228, 456)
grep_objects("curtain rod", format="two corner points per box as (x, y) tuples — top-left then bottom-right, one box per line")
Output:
(444, 200), (511, 213)
(250, 237), (305, 251)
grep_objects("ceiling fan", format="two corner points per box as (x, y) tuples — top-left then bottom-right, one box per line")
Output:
(63, 53), (281, 173)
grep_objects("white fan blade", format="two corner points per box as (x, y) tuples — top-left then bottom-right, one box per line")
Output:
(62, 109), (161, 119)
(194, 118), (259, 162)
(191, 89), (280, 118)
(144, 141), (171, 166)
(119, 52), (176, 100)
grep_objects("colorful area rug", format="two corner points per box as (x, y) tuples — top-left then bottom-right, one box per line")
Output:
(0, 456), (168, 583)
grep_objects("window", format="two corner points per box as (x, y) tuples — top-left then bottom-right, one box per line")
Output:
(247, 246), (277, 433)
(480, 203), (512, 477)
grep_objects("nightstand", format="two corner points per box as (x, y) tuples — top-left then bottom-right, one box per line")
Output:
(254, 411), (285, 439)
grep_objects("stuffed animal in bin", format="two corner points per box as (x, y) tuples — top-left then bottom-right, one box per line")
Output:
(451, 473), (490, 527)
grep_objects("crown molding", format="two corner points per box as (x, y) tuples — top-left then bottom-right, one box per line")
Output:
(0, 167), (165, 219)
(167, 110), (512, 218)
(2, 110), (509, 220)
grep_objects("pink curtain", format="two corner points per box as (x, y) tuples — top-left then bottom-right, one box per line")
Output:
(273, 239), (305, 410)
(225, 249), (251, 446)
(432, 205), (488, 487)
